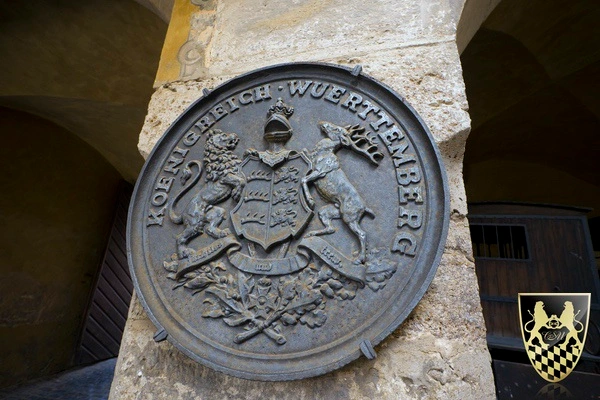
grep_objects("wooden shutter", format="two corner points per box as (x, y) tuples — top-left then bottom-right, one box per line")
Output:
(76, 183), (133, 365)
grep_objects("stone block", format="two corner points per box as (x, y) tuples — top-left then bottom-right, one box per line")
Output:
(207, 0), (459, 77)
(117, 1), (495, 397)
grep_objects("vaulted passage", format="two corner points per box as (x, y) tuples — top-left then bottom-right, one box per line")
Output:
(0, 0), (167, 390)
(461, 0), (600, 395)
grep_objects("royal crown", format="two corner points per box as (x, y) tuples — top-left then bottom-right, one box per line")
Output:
(264, 98), (294, 143)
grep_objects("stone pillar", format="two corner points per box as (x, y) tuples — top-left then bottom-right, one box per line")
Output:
(110, 1), (496, 398)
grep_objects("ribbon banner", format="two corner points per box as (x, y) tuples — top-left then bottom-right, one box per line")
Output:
(227, 250), (309, 275)
(297, 236), (366, 284)
(174, 236), (241, 280)
(227, 236), (366, 285)
(170, 235), (367, 285)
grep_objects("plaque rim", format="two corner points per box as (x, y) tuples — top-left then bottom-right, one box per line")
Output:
(127, 62), (450, 381)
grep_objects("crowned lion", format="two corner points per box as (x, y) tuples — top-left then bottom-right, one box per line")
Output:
(169, 129), (245, 258)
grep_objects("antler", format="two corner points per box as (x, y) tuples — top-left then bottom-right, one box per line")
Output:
(343, 125), (384, 166)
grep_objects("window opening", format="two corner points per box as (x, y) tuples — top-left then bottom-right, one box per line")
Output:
(469, 224), (529, 260)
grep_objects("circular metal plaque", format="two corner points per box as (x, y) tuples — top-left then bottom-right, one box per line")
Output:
(128, 63), (449, 381)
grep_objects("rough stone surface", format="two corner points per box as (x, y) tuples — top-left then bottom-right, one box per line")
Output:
(112, 314), (492, 399)
(138, 77), (232, 158)
(207, 0), (458, 76)
(113, 1), (495, 398)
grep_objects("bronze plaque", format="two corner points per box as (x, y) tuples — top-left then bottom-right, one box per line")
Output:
(128, 63), (449, 380)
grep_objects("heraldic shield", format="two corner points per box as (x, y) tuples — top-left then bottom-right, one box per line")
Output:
(519, 293), (591, 382)
(231, 153), (313, 251)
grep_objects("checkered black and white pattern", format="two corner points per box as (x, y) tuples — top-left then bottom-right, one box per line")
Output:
(527, 339), (579, 382)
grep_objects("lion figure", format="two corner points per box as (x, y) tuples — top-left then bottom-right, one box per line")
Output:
(169, 129), (245, 258)
(559, 301), (582, 350)
(526, 301), (550, 350)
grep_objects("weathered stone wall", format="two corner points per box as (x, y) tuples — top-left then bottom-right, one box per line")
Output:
(111, 1), (496, 398)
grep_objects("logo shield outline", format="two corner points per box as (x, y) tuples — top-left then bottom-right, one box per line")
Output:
(518, 293), (591, 383)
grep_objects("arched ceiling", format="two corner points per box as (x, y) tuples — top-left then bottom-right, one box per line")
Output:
(462, 0), (600, 191)
(0, 0), (168, 181)
(482, 0), (600, 82)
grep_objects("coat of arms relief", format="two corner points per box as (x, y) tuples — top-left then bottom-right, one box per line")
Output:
(162, 98), (397, 345)
(130, 64), (449, 380)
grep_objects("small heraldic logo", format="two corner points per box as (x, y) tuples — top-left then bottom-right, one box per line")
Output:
(519, 293), (590, 382)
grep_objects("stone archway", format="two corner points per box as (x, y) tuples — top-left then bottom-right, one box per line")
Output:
(0, 0), (168, 181)
(462, 0), (600, 213)
(0, 0), (168, 388)
(460, 0), (600, 394)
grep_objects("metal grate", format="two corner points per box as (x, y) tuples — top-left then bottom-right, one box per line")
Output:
(470, 224), (529, 260)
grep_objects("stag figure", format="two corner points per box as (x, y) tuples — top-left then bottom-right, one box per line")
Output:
(302, 121), (383, 264)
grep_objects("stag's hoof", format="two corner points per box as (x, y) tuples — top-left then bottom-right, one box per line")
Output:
(353, 258), (365, 266)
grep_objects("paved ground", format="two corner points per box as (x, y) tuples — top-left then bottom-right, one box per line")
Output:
(0, 358), (116, 400)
